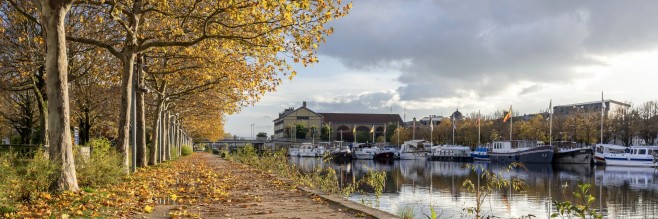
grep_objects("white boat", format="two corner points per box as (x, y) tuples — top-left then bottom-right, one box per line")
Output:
(604, 146), (658, 167)
(399, 140), (430, 160)
(593, 144), (626, 164)
(299, 143), (318, 157)
(552, 141), (593, 164)
(287, 145), (300, 157)
(471, 145), (490, 161)
(352, 143), (377, 160)
(429, 145), (473, 162)
(489, 140), (554, 163)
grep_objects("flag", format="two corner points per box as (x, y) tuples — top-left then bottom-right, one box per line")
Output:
(601, 92), (605, 116)
(503, 105), (512, 123)
(352, 126), (356, 134)
(429, 116), (434, 132)
(452, 116), (456, 130)
(476, 111), (481, 126)
(549, 99), (552, 114)
(383, 125), (387, 136)
(370, 125), (374, 133)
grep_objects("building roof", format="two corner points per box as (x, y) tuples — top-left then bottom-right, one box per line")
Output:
(319, 113), (403, 124)
(554, 99), (630, 108)
(273, 102), (322, 122)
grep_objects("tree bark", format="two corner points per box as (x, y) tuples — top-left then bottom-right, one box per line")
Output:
(116, 54), (134, 173)
(38, 0), (78, 191)
(164, 112), (171, 161)
(148, 98), (164, 165)
(136, 57), (147, 167)
(33, 66), (48, 146)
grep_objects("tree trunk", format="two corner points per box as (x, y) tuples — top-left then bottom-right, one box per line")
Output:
(33, 66), (48, 147)
(116, 54), (135, 173)
(136, 57), (147, 167)
(164, 112), (171, 161)
(39, 0), (78, 191)
(148, 98), (164, 165)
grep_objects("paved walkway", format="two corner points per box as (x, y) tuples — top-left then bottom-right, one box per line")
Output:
(145, 153), (397, 218)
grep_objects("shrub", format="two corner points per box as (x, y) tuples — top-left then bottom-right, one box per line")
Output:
(181, 145), (193, 156)
(10, 150), (55, 202)
(76, 138), (125, 188)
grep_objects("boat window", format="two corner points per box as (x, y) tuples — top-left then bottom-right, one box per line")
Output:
(638, 149), (646, 155)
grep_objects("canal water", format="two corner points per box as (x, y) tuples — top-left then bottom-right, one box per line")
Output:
(290, 157), (658, 218)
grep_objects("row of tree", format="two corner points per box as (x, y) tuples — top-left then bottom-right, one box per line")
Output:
(0, 0), (350, 191)
(308, 101), (658, 146)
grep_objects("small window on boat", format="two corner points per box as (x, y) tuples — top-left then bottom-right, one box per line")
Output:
(638, 149), (646, 155)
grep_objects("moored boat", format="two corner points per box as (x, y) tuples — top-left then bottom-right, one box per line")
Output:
(594, 143), (626, 164)
(429, 145), (474, 162)
(352, 143), (377, 160)
(328, 145), (352, 161)
(604, 146), (658, 167)
(287, 145), (300, 157)
(299, 143), (318, 157)
(489, 140), (554, 163)
(553, 141), (593, 164)
(471, 145), (490, 161)
(399, 140), (429, 160)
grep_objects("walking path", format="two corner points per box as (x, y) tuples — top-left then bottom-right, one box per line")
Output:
(145, 153), (398, 219)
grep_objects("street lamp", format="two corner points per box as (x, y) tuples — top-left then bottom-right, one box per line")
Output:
(251, 124), (255, 139)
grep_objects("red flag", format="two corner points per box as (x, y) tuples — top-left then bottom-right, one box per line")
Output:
(503, 105), (512, 123)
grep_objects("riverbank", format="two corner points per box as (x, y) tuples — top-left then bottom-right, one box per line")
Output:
(147, 153), (399, 218)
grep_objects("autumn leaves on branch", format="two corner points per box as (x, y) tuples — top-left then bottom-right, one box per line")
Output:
(0, 0), (351, 191)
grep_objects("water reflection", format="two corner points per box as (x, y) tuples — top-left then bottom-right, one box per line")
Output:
(289, 157), (658, 218)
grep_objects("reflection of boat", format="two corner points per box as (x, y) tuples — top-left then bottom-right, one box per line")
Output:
(596, 166), (658, 191)
(489, 140), (553, 163)
(399, 140), (429, 160)
(287, 145), (300, 157)
(429, 145), (473, 162)
(604, 146), (658, 167)
(399, 159), (427, 181)
(593, 144), (626, 164)
(426, 161), (470, 177)
(552, 141), (592, 164)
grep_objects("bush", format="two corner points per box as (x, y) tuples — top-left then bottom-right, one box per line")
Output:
(181, 145), (193, 156)
(76, 138), (125, 188)
(0, 150), (55, 203)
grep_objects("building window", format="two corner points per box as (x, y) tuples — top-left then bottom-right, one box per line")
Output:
(297, 116), (309, 120)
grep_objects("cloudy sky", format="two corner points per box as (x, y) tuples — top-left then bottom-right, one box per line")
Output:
(225, 0), (658, 138)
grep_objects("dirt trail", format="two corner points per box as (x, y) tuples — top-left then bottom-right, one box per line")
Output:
(145, 153), (373, 219)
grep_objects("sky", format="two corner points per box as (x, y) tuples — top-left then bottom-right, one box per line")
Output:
(225, 0), (658, 138)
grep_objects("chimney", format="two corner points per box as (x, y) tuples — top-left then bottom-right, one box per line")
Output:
(303, 101), (307, 108)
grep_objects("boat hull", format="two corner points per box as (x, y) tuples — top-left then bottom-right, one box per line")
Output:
(553, 148), (592, 164)
(374, 152), (396, 160)
(490, 146), (554, 163)
(329, 152), (352, 161)
(605, 157), (658, 167)
(429, 155), (474, 162)
(354, 152), (374, 160)
(471, 153), (490, 161)
(399, 152), (427, 160)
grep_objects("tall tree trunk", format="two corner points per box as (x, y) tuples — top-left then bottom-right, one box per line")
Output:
(33, 66), (48, 146)
(116, 54), (135, 173)
(38, 0), (78, 191)
(136, 57), (147, 167)
(164, 112), (171, 161)
(148, 98), (164, 165)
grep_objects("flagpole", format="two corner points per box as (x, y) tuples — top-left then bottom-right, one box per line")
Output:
(478, 110), (481, 146)
(549, 100), (553, 144)
(510, 106), (513, 141)
(601, 92), (604, 144)
(452, 116), (455, 145)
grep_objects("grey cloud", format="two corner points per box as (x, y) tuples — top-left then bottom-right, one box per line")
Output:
(320, 0), (658, 101)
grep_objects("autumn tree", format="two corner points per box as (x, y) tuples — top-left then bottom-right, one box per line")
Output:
(67, 0), (351, 172)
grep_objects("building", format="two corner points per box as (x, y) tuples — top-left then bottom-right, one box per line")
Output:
(553, 99), (630, 117)
(272, 101), (403, 141)
(272, 101), (322, 139)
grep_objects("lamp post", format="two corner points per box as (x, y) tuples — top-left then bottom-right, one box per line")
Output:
(251, 123), (255, 139)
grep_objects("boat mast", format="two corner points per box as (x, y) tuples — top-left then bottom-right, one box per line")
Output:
(477, 110), (481, 147)
(549, 99), (553, 144)
(600, 92), (604, 144)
